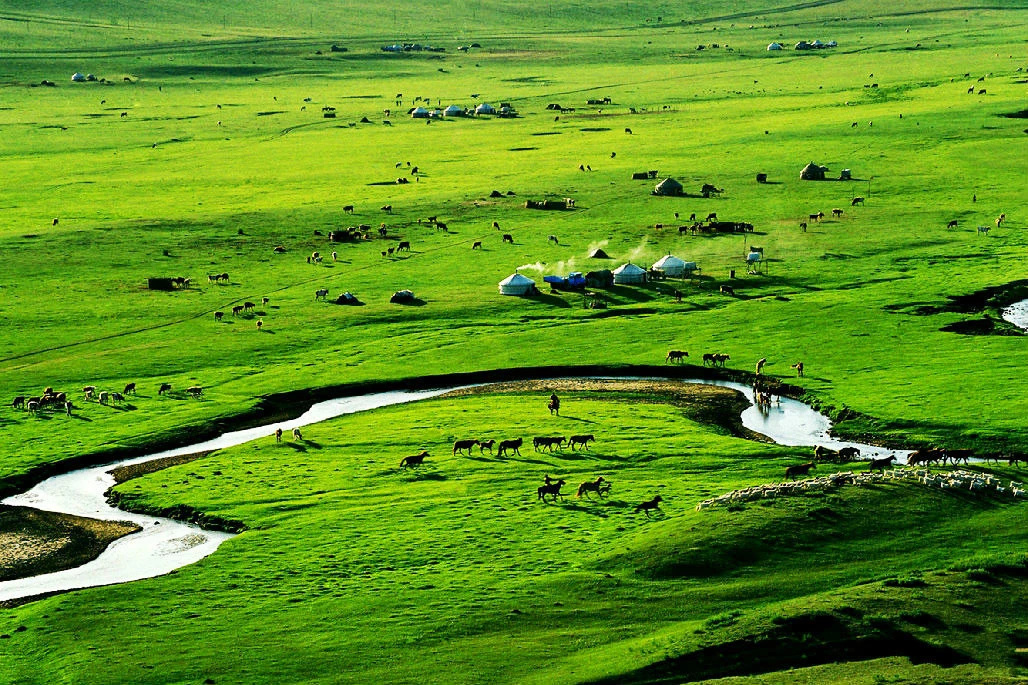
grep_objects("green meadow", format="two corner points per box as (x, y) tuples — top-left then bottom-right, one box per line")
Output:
(1, 0), (1027, 681)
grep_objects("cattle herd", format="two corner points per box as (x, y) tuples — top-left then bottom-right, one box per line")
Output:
(11, 380), (203, 417)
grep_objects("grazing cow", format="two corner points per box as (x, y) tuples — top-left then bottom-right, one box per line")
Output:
(381, 205), (392, 212)
(498, 437), (523, 457)
(492, 221), (500, 230)
(52, 218), (59, 226)
(713, 353), (730, 367)
(387, 248), (395, 256)
(978, 89), (986, 95)
(275, 428), (283, 442)
(634, 495), (663, 516)
(719, 285), (735, 296)
(569, 434), (595, 450)
(479, 439), (496, 454)
(400, 451), (430, 468)
(625, 127), (632, 134)
(799, 221), (807, 231)
(577, 477), (610, 498)
(453, 439), (479, 456)
(232, 305), (244, 316)
(785, 462), (816, 480)
(214, 310), (224, 322)
(262, 297), (269, 306)
(26, 400), (39, 413)
(244, 301), (255, 312)
(832, 208), (844, 218)
(665, 350), (688, 364)
(705, 213), (718, 222)
(379, 225), (388, 237)
(186, 386), (203, 398)
(502, 234), (514, 244)
(124, 382), (136, 395)
(110, 392), (124, 404)
(83, 385), (97, 399)
(809, 211), (824, 222)
(12, 396), (26, 409)
(472, 241), (482, 249)
(99, 391), (111, 405)
(208, 274), (219, 283)
(315, 288), (329, 300)
(397, 241), (411, 252)
(343, 205), (355, 213)
(256, 319), (263, 331)
(851, 196), (865, 206)
(791, 362), (804, 377)
(946, 220), (958, 229)
(537, 479), (566, 503)
(435, 222), (447, 231)
(868, 455), (895, 472)
(292, 428), (303, 441)
(548, 235), (559, 244)
(977, 226), (990, 235)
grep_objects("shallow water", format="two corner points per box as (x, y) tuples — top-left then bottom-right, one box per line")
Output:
(1002, 299), (1028, 330)
(0, 379), (903, 602)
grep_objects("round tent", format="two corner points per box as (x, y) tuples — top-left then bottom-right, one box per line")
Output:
(410, 107), (430, 118)
(71, 72), (86, 82)
(652, 254), (692, 278)
(613, 263), (647, 285)
(767, 42), (783, 51)
(498, 272), (536, 296)
(474, 103), (495, 115)
(443, 104), (464, 117)
(800, 161), (827, 181)
(653, 177), (684, 196)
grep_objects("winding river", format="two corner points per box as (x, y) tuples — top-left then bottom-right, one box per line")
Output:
(0, 378), (906, 602)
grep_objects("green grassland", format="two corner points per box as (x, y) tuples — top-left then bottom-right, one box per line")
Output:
(1, 0), (1028, 681)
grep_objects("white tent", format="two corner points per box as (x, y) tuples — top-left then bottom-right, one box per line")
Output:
(498, 272), (536, 296)
(410, 107), (430, 118)
(652, 254), (692, 278)
(767, 42), (783, 51)
(474, 103), (495, 115)
(613, 263), (647, 285)
(71, 72), (86, 82)
(443, 104), (464, 117)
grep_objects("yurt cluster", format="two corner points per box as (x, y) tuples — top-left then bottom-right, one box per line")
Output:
(498, 254), (698, 296)
(409, 102), (515, 118)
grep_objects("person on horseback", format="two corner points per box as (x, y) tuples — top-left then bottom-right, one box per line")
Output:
(548, 392), (560, 416)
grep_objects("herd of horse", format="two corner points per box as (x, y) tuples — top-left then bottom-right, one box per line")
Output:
(10, 380), (205, 416)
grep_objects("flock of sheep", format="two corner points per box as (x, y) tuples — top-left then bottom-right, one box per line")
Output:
(696, 466), (1027, 511)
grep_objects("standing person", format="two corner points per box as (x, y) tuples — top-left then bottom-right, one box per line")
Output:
(548, 392), (560, 416)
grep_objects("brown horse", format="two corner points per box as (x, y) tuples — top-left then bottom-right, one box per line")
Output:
(785, 462), (816, 480)
(634, 495), (663, 516)
(576, 477), (611, 498)
(867, 455), (895, 472)
(666, 350), (688, 364)
(400, 451), (429, 468)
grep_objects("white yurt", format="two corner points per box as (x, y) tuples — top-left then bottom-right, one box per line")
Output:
(71, 72), (86, 82)
(410, 106), (430, 118)
(652, 254), (690, 278)
(474, 102), (496, 115)
(498, 272), (536, 296)
(613, 263), (647, 285)
(443, 104), (464, 117)
(766, 42), (783, 51)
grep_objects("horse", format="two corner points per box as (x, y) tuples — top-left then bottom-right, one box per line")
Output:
(569, 434), (594, 450)
(538, 479), (566, 503)
(186, 386), (203, 398)
(702, 353), (717, 366)
(785, 462), (816, 480)
(275, 428), (283, 442)
(453, 439), (479, 455)
(158, 383), (172, 395)
(400, 451), (429, 468)
(634, 495), (663, 516)
(838, 446), (860, 460)
(714, 353), (730, 367)
(791, 362), (804, 377)
(666, 350), (688, 364)
(946, 220), (958, 229)
(478, 439), (495, 454)
(124, 382), (136, 395)
(720, 285), (735, 296)
(498, 438), (523, 457)
(577, 477), (611, 498)
(867, 455), (895, 472)
(292, 428), (303, 441)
